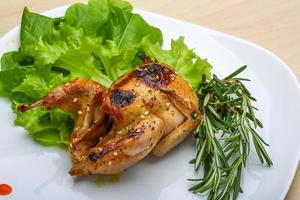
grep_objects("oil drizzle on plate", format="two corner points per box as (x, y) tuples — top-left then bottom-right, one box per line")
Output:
(96, 174), (120, 187)
(0, 184), (12, 195)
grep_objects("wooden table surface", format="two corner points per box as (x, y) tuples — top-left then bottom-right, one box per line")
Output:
(0, 0), (299, 199)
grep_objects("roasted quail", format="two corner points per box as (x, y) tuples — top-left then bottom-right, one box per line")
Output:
(19, 60), (201, 176)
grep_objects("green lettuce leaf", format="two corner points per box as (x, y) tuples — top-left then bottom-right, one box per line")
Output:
(20, 7), (56, 57)
(0, 0), (212, 146)
(12, 73), (67, 100)
(95, 40), (137, 80)
(140, 36), (212, 89)
(1, 51), (21, 70)
(13, 102), (73, 145)
(34, 23), (112, 87)
(0, 51), (35, 98)
(108, 0), (133, 12)
(65, 0), (109, 36)
(12, 72), (72, 145)
(100, 1), (162, 49)
(0, 67), (34, 98)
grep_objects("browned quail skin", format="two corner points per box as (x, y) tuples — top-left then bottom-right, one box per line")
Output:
(19, 60), (201, 176)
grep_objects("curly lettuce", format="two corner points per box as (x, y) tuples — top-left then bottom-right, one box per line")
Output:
(0, 0), (211, 146)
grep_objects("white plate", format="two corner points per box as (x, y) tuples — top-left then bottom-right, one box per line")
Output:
(1, 5), (300, 200)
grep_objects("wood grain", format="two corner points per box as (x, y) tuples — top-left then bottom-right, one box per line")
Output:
(0, 0), (299, 199)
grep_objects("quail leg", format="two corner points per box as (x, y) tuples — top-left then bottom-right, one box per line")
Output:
(152, 91), (201, 156)
(69, 114), (164, 175)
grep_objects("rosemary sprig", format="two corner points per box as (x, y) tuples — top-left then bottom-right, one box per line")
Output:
(189, 66), (272, 200)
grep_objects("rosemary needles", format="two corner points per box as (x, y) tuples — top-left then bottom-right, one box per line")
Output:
(189, 66), (272, 200)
